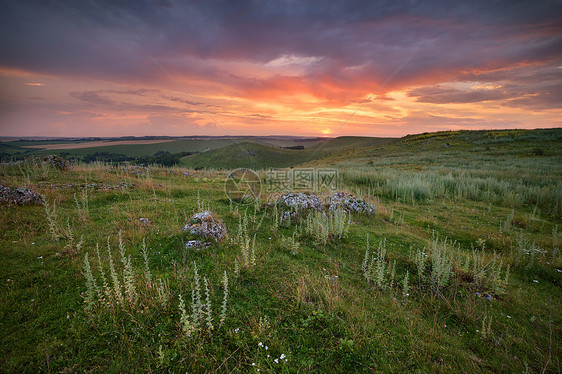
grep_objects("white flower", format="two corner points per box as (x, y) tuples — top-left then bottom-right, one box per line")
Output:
(280, 354), (286, 360)
(258, 342), (263, 347)
(252, 363), (255, 366)
(274, 359), (278, 364)
(265, 346), (268, 350)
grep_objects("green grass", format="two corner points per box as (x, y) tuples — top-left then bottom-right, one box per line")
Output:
(0, 129), (561, 373)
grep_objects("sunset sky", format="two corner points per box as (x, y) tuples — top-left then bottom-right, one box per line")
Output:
(1, 0), (561, 137)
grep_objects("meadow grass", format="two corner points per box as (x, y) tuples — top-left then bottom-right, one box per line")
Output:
(0, 131), (561, 372)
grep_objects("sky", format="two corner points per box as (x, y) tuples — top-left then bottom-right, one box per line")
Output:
(0, 0), (561, 138)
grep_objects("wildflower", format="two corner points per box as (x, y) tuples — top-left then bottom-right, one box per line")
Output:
(265, 346), (268, 350)
(274, 359), (278, 364)
(280, 354), (286, 360)
(258, 342), (263, 347)
(252, 363), (255, 366)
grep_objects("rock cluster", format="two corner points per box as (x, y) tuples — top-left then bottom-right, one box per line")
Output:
(123, 165), (149, 176)
(181, 211), (227, 241)
(35, 155), (71, 171)
(0, 185), (44, 205)
(38, 182), (134, 191)
(328, 192), (376, 214)
(274, 192), (375, 222)
(277, 192), (323, 210)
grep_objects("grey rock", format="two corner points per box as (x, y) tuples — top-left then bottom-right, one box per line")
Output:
(185, 240), (210, 250)
(182, 211), (227, 241)
(278, 192), (323, 210)
(0, 185), (44, 205)
(280, 211), (299, 224)
(328, 192), (375, 214)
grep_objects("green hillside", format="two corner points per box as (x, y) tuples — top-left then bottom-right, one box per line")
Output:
(179, 141), (314, 169)
(306, 128), (562, 169)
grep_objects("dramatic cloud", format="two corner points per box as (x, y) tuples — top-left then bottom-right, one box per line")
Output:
(0, 0), (561, 136)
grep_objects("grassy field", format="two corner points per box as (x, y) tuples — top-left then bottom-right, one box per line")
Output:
(0, 129), (560, 372)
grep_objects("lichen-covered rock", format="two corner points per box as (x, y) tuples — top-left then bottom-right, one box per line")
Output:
(328, 192), (375, 214)
(181, 211), (226, 241)
(185, 240), (210, 250)
(280, 211), (299, 224)
(34, 155), (71, 171)
(0, 185), (44, 205)
(278, 192), (323, 210)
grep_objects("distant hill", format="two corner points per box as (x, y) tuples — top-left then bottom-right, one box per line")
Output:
(303, 128), (562, 169)
(179, 136), (393, 169)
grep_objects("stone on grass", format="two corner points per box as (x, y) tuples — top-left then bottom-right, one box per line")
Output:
(277, 192), (323, 210)
(0, 185), (44, 205)
(328, 192), (375, 214)
(185, 240), (210, 250)
(34, 155), (71, 171)
(181, 211), (226, 241)
(280, 211), (299, 224)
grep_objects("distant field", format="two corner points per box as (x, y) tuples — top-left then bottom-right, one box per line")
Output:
(0, 136), (393, 167)
(21, 139), (176, 150)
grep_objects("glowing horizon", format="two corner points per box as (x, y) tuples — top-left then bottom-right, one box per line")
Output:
(1, 1), (561, 138)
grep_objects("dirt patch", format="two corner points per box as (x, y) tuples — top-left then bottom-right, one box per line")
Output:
(21, 139), (175, 150)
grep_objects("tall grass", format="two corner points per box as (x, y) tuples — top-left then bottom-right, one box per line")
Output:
(341, 166), (562, 215)
(304, 208), (350, 245)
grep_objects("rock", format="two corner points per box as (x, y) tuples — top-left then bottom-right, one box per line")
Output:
(33, 155), (71, 171)
(328, 192), (375, 214)
(280, 211), (299, 224)
(185, 240), (210, 250)
(277, 192), (323, 210)
(0, 185), (44, 205)
(181, 211), (227, 241)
